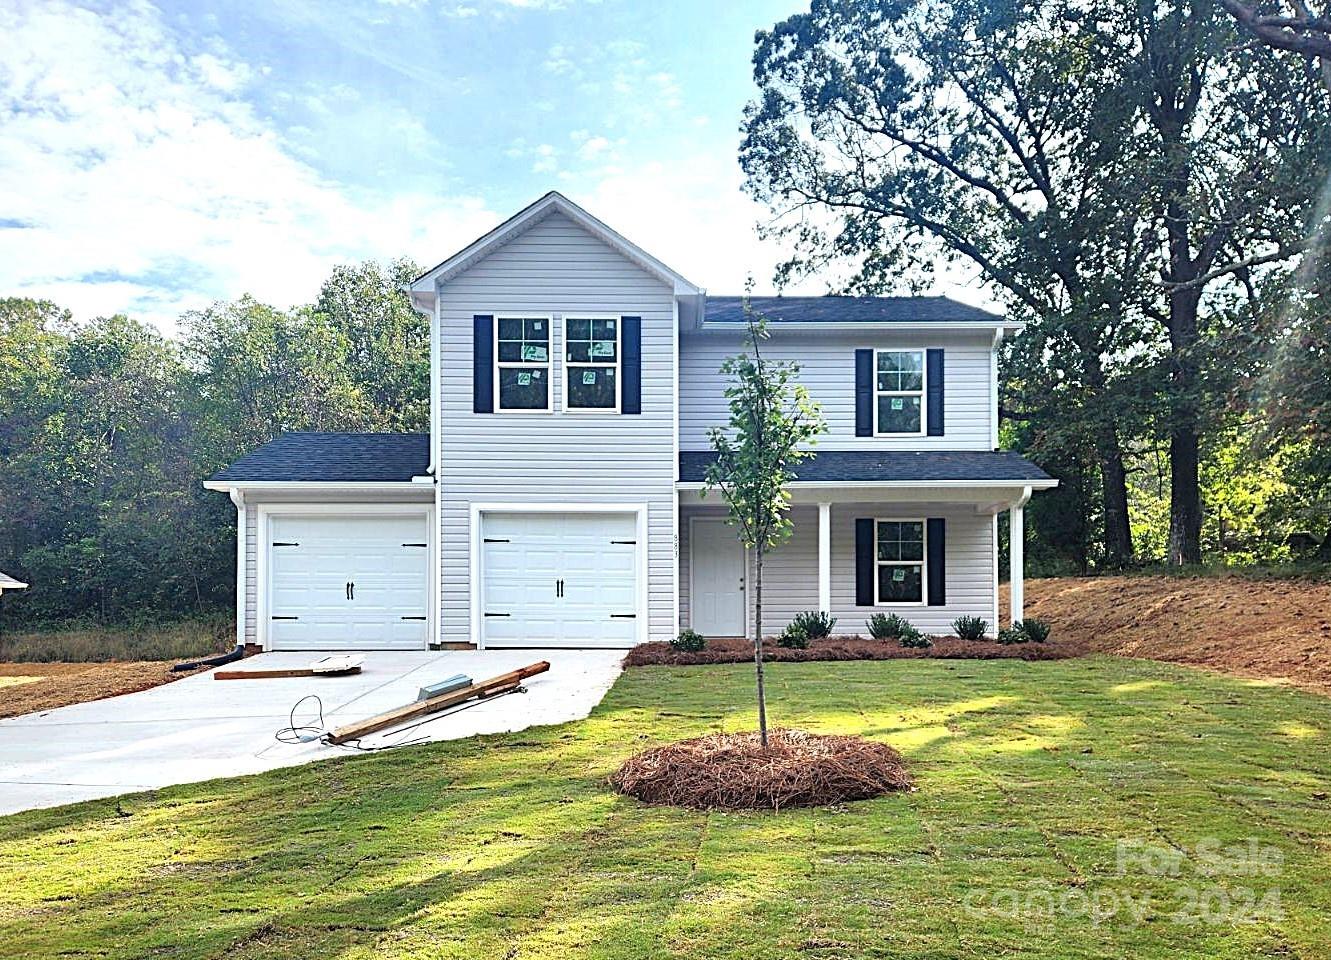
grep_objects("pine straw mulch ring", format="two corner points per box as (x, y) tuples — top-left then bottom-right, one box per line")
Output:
(609, 729), (913, 811)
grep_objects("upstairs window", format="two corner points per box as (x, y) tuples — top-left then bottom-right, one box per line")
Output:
(875, 349), (925, 435)
(564, 316), (619, 411)
(496, 317), (550, 411)
(876, 519), (925, 604)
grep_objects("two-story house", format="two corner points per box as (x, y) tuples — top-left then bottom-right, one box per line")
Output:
(205, 192), (1055, 651)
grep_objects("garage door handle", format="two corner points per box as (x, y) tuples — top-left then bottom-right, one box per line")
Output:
(401, 616), (427, 621)
(346, 582), (355, 601)
(402, 542), (427, 548)
(611, 539), (636, 545)
(484, 537), (510, 544)
(484, 612), (510, 618)
(271, 616), (299, 621)
(610, 613), (637, 619)
(272, 542), (299, 547)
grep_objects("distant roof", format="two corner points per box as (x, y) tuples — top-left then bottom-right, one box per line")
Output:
(703, 295), (1004, 325)
(679, 450), (1052, 484)
(0, 572), (27, 590)
(210, 433), (429, 483)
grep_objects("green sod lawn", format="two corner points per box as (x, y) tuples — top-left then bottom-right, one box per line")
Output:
(2, 656), (1329, 959)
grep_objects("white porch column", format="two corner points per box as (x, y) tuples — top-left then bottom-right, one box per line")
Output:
(1008, 486), (1032, 625)
(817, 501), (832, 614)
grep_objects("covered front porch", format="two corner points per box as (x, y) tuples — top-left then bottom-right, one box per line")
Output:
(676, 454), (1054, 639)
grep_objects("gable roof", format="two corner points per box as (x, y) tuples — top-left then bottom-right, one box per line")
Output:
(704, 295), (1004, 325)
(208, 433), (429, 484)
(408, 191), (701, 298)
(678, 450), (1054, 485)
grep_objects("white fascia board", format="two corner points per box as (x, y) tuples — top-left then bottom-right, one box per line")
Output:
(410, 192), (702, 296)
(675, 478), (1059, 491)
(202, 480), (426, 493)
(698, 320), (1024, 334)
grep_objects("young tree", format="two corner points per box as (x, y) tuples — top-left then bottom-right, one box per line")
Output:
(704, 304), (826, 747)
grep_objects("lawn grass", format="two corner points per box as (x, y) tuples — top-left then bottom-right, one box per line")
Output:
(1, 656), (1329, 958)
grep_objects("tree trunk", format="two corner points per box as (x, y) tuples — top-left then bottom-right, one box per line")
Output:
(1079, 346), (1134, 567)
(1098, 423), (1135, 568)
(753, 545), (768, 749)
(1167, 289), (1204, 566)
(1316, 527), (1331, 562)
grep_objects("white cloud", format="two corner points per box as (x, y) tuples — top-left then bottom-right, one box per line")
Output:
(0, 1), (498, 334)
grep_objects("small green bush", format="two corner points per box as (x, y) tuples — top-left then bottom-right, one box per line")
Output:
(671, 629), (707, 652)
(1017, 618), (1051, 643)
(897, 624), (932, 648)
(777, 622), (810, 649)
(996, 625), (1027, 645)
(866, 612), (911, 641)
(790, 610), (836, 640)
(951, 616), (989, 641)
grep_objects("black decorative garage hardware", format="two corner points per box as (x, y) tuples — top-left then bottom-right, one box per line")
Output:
(400, 615), (427, 621)
(610, 613), (637, 619)
(271, 542), (300, 547)
(484, 612), (511, 617)
(271, 615), (299, 621)
(483, 537), (510, 544)
(402, 542), (427, 548)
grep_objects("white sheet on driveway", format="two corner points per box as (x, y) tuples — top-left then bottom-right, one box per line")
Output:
(0, 650), (623, 816)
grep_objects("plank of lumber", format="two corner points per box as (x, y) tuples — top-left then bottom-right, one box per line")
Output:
(214, 668), (317, 680)
(325, 660), (549, 744)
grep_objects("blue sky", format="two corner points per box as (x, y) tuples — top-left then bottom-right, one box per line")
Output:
(1, 0), (980, 333)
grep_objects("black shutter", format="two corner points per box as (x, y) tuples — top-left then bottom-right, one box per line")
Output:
(855, 349), (873, 436)
(473, 315), (494, 413)
(621, 316), (642, 414)
(926, 517), (946, 606)
(926, 348), (944, 436)
(855, 518), (875, 606)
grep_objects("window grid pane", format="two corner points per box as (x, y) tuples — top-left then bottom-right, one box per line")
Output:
(875, 520), (925, 603)
(565, 317), (617, 366)
(875, 349), (924, 434)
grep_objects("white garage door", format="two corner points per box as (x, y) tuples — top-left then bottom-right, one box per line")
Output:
(481, 512), (639, 648)
(267, 514), (429, 650)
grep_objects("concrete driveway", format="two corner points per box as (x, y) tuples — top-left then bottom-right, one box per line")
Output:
(0, 649), (623, 817)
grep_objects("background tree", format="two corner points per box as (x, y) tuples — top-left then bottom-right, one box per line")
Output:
(704, 305), (826, 747)
(740, 0), (1156, 568)
(741, 0), (1331, 567)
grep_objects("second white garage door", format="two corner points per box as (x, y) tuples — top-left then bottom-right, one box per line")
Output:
(480, 512), (639, 648)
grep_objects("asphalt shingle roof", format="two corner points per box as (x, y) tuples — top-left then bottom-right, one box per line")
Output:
(703, 295), (1004, 325)
(679, 450), (1052, 484)
(210, 433), (430, 483)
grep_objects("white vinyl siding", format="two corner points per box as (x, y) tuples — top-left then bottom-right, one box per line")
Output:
(438, 211), (676, 644)
(679, 504), (995, 638)
(679, 329), (994, 450)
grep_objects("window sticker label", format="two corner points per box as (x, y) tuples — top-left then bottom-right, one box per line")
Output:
(891, 398), (905, 410)
(516, 372), (532, 386)
(590, 341), (614, 357)
(521, 345), (547, 362)
(583, 370), (597, 385)
(893, 568), (906, 581)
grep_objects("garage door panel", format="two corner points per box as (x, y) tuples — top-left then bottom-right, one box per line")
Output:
(480, 511), (639, 649)
(266, 513), (428, 651)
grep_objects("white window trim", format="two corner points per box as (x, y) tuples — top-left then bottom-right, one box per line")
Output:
(494, 313), (553, 414)
(873, 348), (927, 438)
(873, 516), (927, 607)
(561, 314), (621, 414)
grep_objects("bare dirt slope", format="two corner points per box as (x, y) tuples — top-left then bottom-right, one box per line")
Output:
(0, 661), (190, 719)
(1005, 576), (1331, 693)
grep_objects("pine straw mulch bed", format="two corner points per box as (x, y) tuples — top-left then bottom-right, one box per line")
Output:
(623, 634), (1086, 667)
(609, 728), (913, 811)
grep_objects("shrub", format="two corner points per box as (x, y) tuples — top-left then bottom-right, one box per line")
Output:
(790, 610), (836, 640)
(897, 624), (932, 648)
(777, 622), (810, 649)
(866, 612), (911, 641)
(999, 619), (1051, 645)
(951, 615), (989, 641)
(671, 628), (706, 652)
(1017, 618), (1051, 643)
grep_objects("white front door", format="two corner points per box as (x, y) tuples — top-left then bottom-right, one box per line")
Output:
(480, 512), (639, 647)
(267, 514), (429, 650)
(690, 518), (746, 636)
